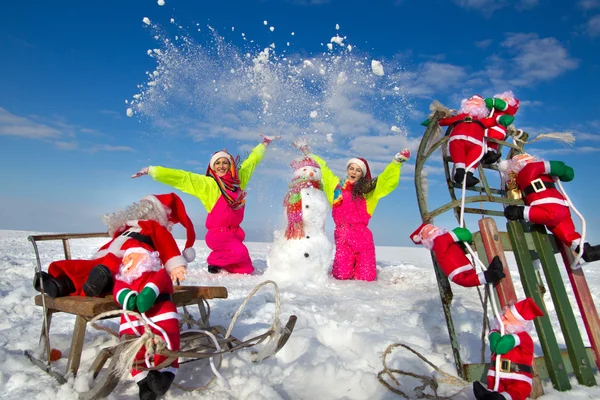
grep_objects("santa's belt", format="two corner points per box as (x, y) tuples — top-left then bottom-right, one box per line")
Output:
(156, 293), (172, 303)
(121, 231), (155, 249)
(445, 116), (487, 136)
(522, 179), (556, 198)
(498, 359), (533, 374)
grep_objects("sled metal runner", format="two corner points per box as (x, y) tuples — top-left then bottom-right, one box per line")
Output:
(26, 232), (296, 399)
(414, 110), (599, 397)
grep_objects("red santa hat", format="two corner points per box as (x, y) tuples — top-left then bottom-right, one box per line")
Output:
(143, 193), (197, 262)
(209, 150), (234, 170)
(346, 157), (372, 180)
(410, 222), (431, 245)
(509, 298), (544, 324)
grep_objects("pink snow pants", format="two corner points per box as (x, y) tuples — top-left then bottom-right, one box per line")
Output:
(205, 226), (254, 274)
(332, 223), (376, 281)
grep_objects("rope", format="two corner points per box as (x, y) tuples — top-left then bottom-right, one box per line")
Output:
(378, 343), (470, 399)
(554, 178), (587, 268)
(88, 281), (284, 390)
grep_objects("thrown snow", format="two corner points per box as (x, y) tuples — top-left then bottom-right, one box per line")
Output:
(309, 110), (318, 118)
(330, 35), (344, 46)
(2, 230), (600, 399)
(126, 108), (133, 117)
(326, 133), (334, 142)
(142, 17), (151, 25)
(327, 43), (333, 50)
(336, 23), (340, 30)
(391, 125), (401, 133)
(371, 60), (384, 76)
(270, 26), (275, 32)
(336, 71), (348, 85)
(263, 20), (268, 25)
(157, 0), (165, 6)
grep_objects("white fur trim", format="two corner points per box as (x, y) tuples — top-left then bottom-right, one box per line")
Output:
(412, 234), (422, 243)
(346, 158), (367, 174)
(500, 392), (513, 400)
(544, 160), (551, 174)
(510, 304), (528, 324)
(477, 271), (487, 285)
(523, 206), (531, 222)
(490, 125), (506, 136)
(134, 371), (149, 382)
(210, 151), (233, 169)
(120, 311), (180, 333)
(182, 247), (196, 262)
(448, 135), (484, 146)
(141, 196), (169, 228)
(161, 366), (178, 374)
(511, 333), (521, 347)
(145, 282), (160, 298)
(448, 264), (473, 281)
(449, 231), (459, 242)
(164, 255), (187, 273)
(571, 238), (582, 250)
(487, 369), (533, 385)
(455, 163), (466, 169)
(529, 198), (569, 207)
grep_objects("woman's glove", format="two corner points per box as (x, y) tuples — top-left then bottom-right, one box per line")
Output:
(131, 167), (149, 179)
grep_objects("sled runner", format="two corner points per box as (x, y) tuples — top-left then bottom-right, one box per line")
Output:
(26, 232), (296, 399)
(411, 108), (599, 397)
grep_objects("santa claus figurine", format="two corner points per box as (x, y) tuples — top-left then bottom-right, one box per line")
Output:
(482, 91), (520, 165)
(422, 95), (514, 187)
(473, 297), (544, 400)
(500, 154), (600, 264)
(33, 193), (196, 298)
(114, 247), (180, 400)
(410, 223), (506, 287)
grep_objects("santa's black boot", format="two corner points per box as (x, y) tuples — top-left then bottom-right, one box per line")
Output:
(453, 168), (466, 185)
(465, 172), (480, 187)
(137, 377), (157, 400)
(207, 265), (221, 274)
(472, 381), (490, 400)
(481, 151), (502, 165)
(146, 370), (175, 396)
(33, 271), (75, 298)
(83, 264), (113, 297)
(482, 391), (506, 399)
(582, 243), (600, 263)
(504, 205), (524, 221)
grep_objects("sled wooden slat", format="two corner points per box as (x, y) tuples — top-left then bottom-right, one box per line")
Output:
(34, 286), (228, 318)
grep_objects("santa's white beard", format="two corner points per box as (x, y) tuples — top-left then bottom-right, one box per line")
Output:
(115, 251), (163, 284)
(421, 227), (449, 251)
(458, 100), (489, 119)
(491, 317), (532, 334)
(102, 199), (172, 236)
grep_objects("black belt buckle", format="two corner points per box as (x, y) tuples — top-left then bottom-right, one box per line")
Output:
(464, 116), (473, 122)
(531, 178), (546, 193)
(500, 359), (511, 373)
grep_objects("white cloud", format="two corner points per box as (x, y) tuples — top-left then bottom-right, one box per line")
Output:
(89, 145), (135, 153)
(401, 62), (468, 97)
(453, 0), (540, 15)
(474, 39), (493, 48)
(587, 14), (600, 36)
(516, 0), (539, 10)
(579, 0), (600, 10)
(0, 107), (62, 139)
(500, 33), (579, 85)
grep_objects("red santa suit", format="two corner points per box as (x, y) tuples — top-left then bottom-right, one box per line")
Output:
(410, 224), (487, 287)
(48, 220), (187, 296)
(505, 158), (581, 248)
(486, 91), (520, 155)
(439, 95), (504, 174)
(113, 249), (180, 382)
(483, 298), (544, 400)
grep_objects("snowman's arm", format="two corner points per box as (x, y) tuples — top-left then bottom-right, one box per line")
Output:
(149, 166), (221, 212)
(239, 143), (267, 190)
(310, 153), (340, 205)
(366, 160), (402, 215)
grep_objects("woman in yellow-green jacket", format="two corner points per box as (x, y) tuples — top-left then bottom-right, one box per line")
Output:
(132, 135), (280, 274)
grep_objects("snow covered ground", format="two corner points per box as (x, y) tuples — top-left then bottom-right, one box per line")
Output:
(0, 229), (599, 399)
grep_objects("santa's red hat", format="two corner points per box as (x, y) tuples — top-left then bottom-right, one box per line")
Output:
(143, 193), (197, 262)
(509, 298), (544, 323)
(410, 222), (430, 245)
(346, 157), (372, 180)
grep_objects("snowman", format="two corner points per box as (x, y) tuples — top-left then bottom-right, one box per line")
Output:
(266, 157), (334, 283)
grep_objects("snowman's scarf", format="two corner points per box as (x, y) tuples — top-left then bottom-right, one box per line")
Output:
(283, 177), (324, 240)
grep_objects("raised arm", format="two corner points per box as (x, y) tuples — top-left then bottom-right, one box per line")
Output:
(366, 149), (410, 215)
(310, 153), (340, 206)
(147, 166), (221, 212)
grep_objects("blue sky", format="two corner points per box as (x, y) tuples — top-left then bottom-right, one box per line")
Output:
(1, 0), (599, 247)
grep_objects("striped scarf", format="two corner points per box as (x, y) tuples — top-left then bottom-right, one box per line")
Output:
(283, 177), (323, 240)
(206, 155), (246, 210)
(333, 179), (353, 207)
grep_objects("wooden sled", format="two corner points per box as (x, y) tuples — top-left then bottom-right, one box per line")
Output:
(26, 232), (297, 399)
